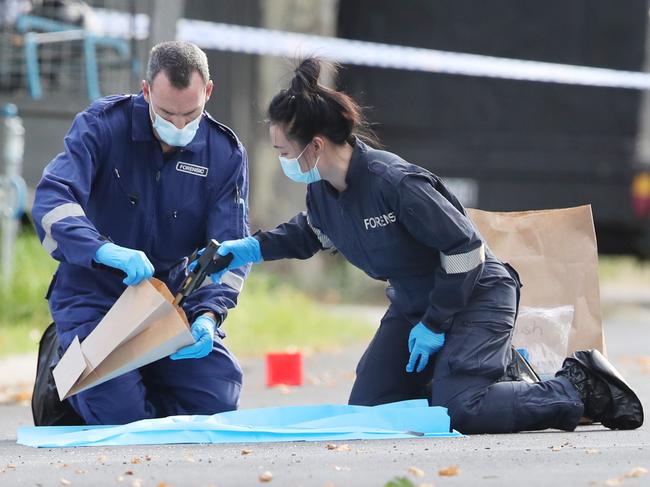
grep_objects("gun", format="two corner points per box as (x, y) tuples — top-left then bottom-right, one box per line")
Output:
(173, 239), (234, 306)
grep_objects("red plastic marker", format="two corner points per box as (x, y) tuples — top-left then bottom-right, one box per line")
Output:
(266, 352), (303, 387)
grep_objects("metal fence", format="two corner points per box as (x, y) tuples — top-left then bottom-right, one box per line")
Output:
(0, 0), (138, 102)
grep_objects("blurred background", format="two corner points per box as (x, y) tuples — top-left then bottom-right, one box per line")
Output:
(1, 0), (650, 363)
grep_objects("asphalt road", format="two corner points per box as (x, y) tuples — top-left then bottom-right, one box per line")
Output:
(0, 304), (648, 487)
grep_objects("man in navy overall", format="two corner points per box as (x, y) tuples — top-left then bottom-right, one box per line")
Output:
(32, 41), (248, 425)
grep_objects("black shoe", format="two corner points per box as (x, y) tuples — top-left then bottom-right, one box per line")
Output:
(556, 349), (644, 430)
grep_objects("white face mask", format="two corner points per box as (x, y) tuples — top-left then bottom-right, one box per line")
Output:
(149, 98), (203, 147)
(279, 142), (321, 184)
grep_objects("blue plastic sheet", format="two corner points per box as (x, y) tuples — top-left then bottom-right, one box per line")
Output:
(17, 400), (461, 448)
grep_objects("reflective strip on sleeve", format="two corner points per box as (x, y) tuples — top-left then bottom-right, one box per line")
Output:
(305, 211), (334, 250)
(199, 271), (245, 293)
(221, 271), (245, 292)
(40, 203), (86, 254)
(440, 243), (485, 274)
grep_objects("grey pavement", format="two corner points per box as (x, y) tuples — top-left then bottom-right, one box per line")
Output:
(0, 304), (649, 486)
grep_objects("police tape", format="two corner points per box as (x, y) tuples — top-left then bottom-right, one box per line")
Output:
(92, 9), (650, 90)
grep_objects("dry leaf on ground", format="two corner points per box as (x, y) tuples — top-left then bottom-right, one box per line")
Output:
(604, 479), (623, 486)
(438, 465), (460, 477)
(625, 467), (648, 478)
(407, 467), (425, 477)
(241, 449), (253, 455)
(59, 478), (72, 486)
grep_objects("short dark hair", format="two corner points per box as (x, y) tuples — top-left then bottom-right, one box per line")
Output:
(268, 57), (379, 147)
(146, 41), (210, 89)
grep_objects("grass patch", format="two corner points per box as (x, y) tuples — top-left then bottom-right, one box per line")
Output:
(0, 229), (374, 357)
(598, 255), (650, 286)
(224, 272), (374, 357)
(0, 229), (57, 356)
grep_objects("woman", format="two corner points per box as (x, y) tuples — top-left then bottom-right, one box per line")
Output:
(208, 58), (642, 433)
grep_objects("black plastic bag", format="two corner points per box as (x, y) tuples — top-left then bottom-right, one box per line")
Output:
(31, 323), (84, 426)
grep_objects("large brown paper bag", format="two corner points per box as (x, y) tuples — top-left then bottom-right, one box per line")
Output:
(53, 278), (194, 400)
(467, 205), (605, 375)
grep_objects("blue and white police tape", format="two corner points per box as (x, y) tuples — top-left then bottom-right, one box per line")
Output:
(92, 8), (650, 91)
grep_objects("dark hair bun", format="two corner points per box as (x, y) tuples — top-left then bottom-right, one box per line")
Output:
(290, 58), (321, 94)
(268, 57), (379, 147)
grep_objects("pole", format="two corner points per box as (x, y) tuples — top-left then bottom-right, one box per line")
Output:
(0, 103), (27, 289)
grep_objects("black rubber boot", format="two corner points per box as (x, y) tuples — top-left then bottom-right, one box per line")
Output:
(556, 349), (644, 430)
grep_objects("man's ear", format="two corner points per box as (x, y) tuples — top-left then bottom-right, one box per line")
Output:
(142, 80), (150, 102)
(205, 79), (214, 102)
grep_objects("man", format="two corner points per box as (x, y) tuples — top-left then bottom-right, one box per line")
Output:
(32, 41), (249, 425)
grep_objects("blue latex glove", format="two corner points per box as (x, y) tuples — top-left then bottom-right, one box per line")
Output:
(94, 242), (155, 286)
(191, 237), (262, 283)
(170, 314), (216, 360)
(406, 322), (446, 373)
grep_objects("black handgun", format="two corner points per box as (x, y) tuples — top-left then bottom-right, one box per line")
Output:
(173, 239), (234, 306)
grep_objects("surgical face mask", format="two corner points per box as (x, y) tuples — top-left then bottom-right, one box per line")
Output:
(149, 99), (203, 147)
(279, 142), (321, 184)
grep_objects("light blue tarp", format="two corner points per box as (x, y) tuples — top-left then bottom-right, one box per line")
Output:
(17, 400), (461, 448)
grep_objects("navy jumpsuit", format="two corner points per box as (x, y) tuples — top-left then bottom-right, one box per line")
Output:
(256, 139), (584, 434)
(32, 93), (249, 425)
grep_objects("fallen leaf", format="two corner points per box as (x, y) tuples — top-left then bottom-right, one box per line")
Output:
(625, 467), (648, 478)
(551, 446), (561, 452)
(131, 457), (141, 464)
(6, 464), (16, 469)
(241, 449), (253, 455)
(438, 465), (460, 477)
(60, 478), (72, 486)
(12, 390), (31, 403)
(74, 469), (87, 475)
(124, 470), (134, 476)
(326, 444), (337, 450)
(144, 455), (153, 462)
(336, 444), (351, 452)
(604, 479), (623, 487)
(407, 467), (425, 478)
(384, 477), (416, 487)
(259, 470), (273, 482)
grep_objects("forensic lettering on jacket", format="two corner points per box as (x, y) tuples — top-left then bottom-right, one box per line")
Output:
(176, 162), (209, 177)
(364, 212), (397, 229)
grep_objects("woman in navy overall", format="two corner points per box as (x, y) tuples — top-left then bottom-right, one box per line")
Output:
(208, 58), (642, 434)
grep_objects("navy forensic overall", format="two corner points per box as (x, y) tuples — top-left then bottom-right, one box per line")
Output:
(32, 93), (249, 424)
(257, 138), (584, 434)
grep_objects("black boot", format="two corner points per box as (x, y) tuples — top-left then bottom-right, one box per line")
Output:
(556, 349), (644, 430)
